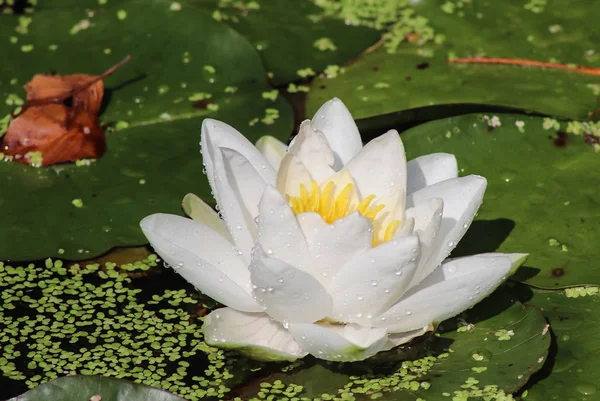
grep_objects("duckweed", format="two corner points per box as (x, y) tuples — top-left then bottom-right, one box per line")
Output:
(0, 257), (236, 400)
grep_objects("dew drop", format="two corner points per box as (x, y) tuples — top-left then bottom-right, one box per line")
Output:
(277, 277), (284, 283)
(576, 383), (597, 396)
(371, 280), (378, 287)
(266, 248), (274, 255)
(447, 240), (455, 247)
(357, 294), (364, 301)
(395, 269), (403, 276)
(406, 310), (412, 315)
(384, 288), (390, 293)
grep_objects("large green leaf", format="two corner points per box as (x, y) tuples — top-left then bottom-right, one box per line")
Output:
(31, 0), (381, 87)
(0, 0), (293, 261)
(307, 0), (600, 121)
(190, 0), (382, 86)
(519, 286), (600, 400)
(399, 113), (599, 288)
(9, 376), (186, 401)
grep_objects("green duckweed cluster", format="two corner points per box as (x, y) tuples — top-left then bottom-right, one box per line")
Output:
(0, 257), (237, 400)
(542, 118), (600, 152)
(311, 0), (443, 53)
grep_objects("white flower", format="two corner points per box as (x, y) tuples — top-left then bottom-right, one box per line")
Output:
(140, 98), (527, 362)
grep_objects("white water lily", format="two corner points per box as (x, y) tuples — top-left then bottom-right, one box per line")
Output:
(140, 98), (527, 362)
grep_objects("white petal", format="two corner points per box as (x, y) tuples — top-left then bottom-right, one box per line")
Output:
(308, 212), (373, 285)
(203, 308), (306, 361)
(181, 193), (233, 243)
(296, 212), (329, 246)
(140, 214), (261, 312)
(201, 118), (276, 188)
(406, 175), (487, 287)
(209, 149), (260, 263)
(276, 153), (313, 197)
(201, 119), (275, 262)
(404, 198), (444, 286)
(380, 326), (431, 351)
(288, 120), (335, 182)
(311, 98), (362, 169)
(376, 253), (523, 332)
(346, 130), (407, 200)
(250, 249), (332, 324)
(328, 235), (420, 325)
(288, 322), (388, 362)
(396, 217), (415, 237)
(221, 147), (266, 221)
(255, 135), (288, 170)
(406, 153), (458, 195)
(257, 186), (313, 273)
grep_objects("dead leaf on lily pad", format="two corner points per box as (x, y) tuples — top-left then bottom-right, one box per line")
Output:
(1, 56), (131, 167)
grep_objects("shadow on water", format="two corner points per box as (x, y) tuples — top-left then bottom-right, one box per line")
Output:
(451, 218), (515, 257)
(451, 218), (541, 282)
(356, 103), (547, 141)
(99, 73), (147, 117)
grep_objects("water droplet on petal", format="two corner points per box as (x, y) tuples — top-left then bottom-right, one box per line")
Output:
(371, 280), (378, 286)
(357, 294), (364, 301)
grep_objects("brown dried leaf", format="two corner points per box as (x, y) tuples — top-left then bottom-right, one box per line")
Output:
(1, 56), (130, 167)
(2, 104), (105, 166)
(25, 74), (105, 115)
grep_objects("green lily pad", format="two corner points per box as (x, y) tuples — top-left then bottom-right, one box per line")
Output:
(8, 376), (186, 401)
(30, 0), (381, 87)
(518, 286), (600, 400)
(0, 0), (293, 261)
(307, 0), (600, 121)
(399, 113), (599, 288)
(189, 0), (382, 86)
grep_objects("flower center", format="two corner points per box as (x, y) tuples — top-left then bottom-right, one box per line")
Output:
(286, 180), (400, 246)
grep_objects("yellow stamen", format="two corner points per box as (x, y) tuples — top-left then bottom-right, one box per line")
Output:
(286, 180), (401, 246)
(384, 220), (401, 242)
